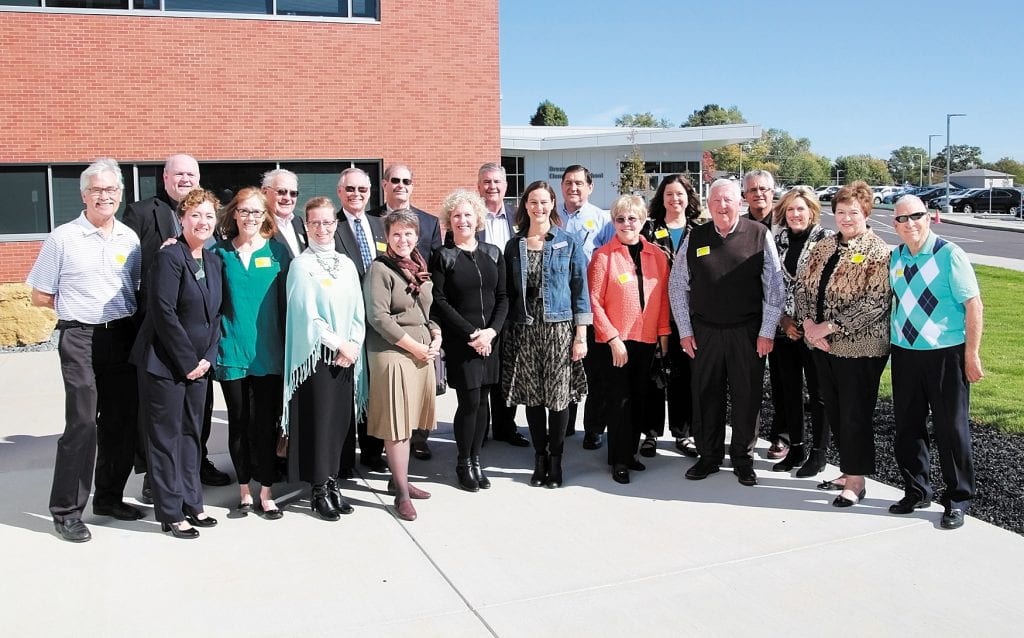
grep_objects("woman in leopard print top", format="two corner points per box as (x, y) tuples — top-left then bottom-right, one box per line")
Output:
(794, 181), (891, 509)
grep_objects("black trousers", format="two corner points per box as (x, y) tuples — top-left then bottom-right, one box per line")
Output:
(454, 385), (491, 459)
(768, 336), (827, 449)
(49, 322), (137, 522)
(567, 326), (607, 435)
(222, 375), (281, 487)
(648, 323), (693, 438)
(892, 344), (975, 510)
(135, 375), (214, 472)
(813, 350), (887, 476)
(690, 320), (764, 466)
(141, 372), (206, 524)
(297, 361), (353, 485)
(603, 341), (656, 467)
(488, 382), (519, 439)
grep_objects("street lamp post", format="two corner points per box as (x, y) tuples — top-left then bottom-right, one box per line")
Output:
(913, 154), (925, 187)
(927, 133), (942, 185)
(945, 114), (966, 216)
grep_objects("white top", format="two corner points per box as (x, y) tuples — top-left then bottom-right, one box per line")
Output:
(27, 212), (142, 323)
(274, 214), (301, 257)
(484, 207), (512, 253)
(342, 209), (378, 259)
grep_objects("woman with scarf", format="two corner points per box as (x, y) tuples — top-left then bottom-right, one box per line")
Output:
(282, 197), (366, 522)
(364, 209), (442, 522)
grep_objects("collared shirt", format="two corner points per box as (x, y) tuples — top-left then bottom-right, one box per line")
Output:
(27, 212), (141, 324)
(343, 209), (378, 259)
(668, 219), (785, 339)
(559, 201), (611, 261)
(274, 213), (301, 257)
(484, 206), (511, 253)
(890, 231), (979, 350)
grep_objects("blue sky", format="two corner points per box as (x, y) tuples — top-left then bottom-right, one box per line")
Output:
(499, 0), (1022, 162)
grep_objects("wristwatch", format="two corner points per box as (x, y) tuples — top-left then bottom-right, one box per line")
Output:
(574, 336), (587, 345)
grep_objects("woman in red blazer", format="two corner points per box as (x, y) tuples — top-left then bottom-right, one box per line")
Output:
(588, 195), (671, 484)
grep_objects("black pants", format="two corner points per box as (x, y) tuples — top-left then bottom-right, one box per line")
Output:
(222, 375), (281, 487)
(49, 322), (137, 522)
(488, 381), (519, 439)
(648, 324), (693, 438)
(454, 385), (491, 459)
(813, 351), (887, 476)
(567, 326), (607, 435)
(526, 406), (569, 455)
(604, 341), (656, 467)
(690, 320), (764, 466)
(135, 375), (214, 472)
(142, 372), (206, 524)
(297, 361), (353, 485)
(892, 344), (975, 510)
(768, 336), (827, 449)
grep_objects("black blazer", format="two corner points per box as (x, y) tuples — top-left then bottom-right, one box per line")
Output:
(122, 195), (178, 312)
(334, 211), (386, 279)
(270, 215), (308, 259)
(130, 239), (223, 382)
(477, 202), (517, 246)
(370, 204), (442, 264)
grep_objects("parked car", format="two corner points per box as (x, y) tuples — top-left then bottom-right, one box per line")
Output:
(818, 185), (840, 201)
(881, 186), (917, 204)
(918, 185), (962, 206)
(871, 185), (899, 204)
(945, 188), (1022, 215)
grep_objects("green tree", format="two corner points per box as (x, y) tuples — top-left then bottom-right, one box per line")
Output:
(835, 155), (893, 185)
(933, 145), (982, 173)
(615, 112), (672, 128)
(681, 104), (746, 127)
(888, 146), (929, 185)
(529, 100), (568, 126)
(617, 145), (647, 196)
(780, 151), (831, 187)
(983, 157), (1024, 184)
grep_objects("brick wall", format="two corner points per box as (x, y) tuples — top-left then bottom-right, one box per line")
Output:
(0, 3), (499, 282)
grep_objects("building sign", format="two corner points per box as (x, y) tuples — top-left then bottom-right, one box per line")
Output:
(548, 166), (604, 180)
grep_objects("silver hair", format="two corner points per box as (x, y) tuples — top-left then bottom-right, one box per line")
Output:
(477, 162), (506, 179)
(80, 158), (124, 194)
(261, 168), (298, 188)
(440, 189), (487, 231)
(709, 178), (741, 198)
(742, 169), (775, 191)
(338, 166), (370, 186)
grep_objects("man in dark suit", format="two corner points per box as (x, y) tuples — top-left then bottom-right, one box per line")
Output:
(122, 154), (231, 492)
(368, 163), (443, 460)
(334, 167), (389, 475)
(262, 168), (307, 258)
(476, 162), (529, 447)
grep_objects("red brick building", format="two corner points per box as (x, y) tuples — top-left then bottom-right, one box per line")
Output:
(0, 1), (499, 282)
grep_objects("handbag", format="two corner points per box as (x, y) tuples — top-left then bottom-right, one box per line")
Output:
(650, 342), (671, 390)
(434, 347), (448, 396)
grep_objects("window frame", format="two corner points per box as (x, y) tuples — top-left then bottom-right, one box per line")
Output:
(0, 0), (380, 23)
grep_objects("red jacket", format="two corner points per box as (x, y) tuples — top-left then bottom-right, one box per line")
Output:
(588, 236), (671, 344)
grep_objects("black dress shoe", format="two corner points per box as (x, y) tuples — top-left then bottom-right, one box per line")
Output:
(411, 439), (432, 460)
(237, 501), (253, 515)
(257, 501), (284, 520)
(93, 502), (144, 521)
(200, 459), (231, 486)
(162, 521), (199, 539)
(311, 483), (340, 521)
(734, 465), (758, 487)
(338, 467), (355, 480)
(471, 456), (491, 489)
(795, 449), (826, 478)
(685, 457), (720, 480)
(582, 433), (603, 450)
(54, 519), (91, 543)
(495, 431), (530, 447)
(359, 456), (389, 473)
(325, 476), (355, 515)
(627, 458), (646, 471)
(888, 495), (931, 515)
(184, 513), (218, 528)
(832, 488), (866, 508)
(941, 508), (965, 529)
(612, 465), (630, 484)
(139, 474), (153, 505)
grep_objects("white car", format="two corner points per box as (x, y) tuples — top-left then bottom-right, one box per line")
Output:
(871, 186), (898, 204)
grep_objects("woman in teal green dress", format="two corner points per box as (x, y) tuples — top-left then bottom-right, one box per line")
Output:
(213, 187), (291, 519)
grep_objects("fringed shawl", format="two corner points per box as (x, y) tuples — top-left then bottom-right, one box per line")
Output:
(281, 249), (368, 433)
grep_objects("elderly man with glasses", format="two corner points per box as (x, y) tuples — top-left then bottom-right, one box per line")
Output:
(263, 168), (308, 259)
(887, 195), (984, 530)
(743, 169), (776, 227)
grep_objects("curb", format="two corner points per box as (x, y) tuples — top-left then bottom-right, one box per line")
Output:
(939, 216), (1024, 234)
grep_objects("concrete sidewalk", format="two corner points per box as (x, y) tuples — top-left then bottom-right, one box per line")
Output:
(2, 350), (1023, 637)
(938, 211), (1024, 234)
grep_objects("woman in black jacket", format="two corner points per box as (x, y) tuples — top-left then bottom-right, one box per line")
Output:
(430, 189), (508, 491)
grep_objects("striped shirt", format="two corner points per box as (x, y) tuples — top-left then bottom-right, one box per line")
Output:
(26, 212), (142, 323)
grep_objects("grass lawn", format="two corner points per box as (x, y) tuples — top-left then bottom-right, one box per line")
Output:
(878, 264), (1024, 434)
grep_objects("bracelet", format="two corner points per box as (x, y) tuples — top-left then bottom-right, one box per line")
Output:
(574, 337), (587, 345)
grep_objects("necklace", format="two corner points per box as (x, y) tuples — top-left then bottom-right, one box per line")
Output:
(315, 252), (342, 278)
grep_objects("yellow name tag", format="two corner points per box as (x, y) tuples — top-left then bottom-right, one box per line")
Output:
(375, 241), (387, 252)
(617, 272), (632, 284)
(512, 225), (519, 233)
(654, 228), (669, 239)
(584, 219), (596, 230)
(254, 257), (272, 268)
(114, 253), (127, 266)
(320, 278), (333, 288)
(851, 253), (865, 264)
(895, 268), (904, 277)
(696, 246), (710, 257)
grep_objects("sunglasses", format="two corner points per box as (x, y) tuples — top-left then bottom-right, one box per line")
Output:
(388, 177), (413, 186)
(270, 188), (299, 199)
(613, 216), (640, 225)
(344, 186), (370, 194)
(894, 211), (927, 224)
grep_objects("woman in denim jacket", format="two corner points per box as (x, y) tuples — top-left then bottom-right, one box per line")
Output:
(503, 180), (592, 489)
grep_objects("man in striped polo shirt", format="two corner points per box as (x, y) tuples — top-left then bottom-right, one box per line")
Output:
(28, 158), (144, 543)
(887, 195), (984, 530)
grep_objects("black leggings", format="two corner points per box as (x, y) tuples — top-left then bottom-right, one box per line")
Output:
(221, 375), (281, 487)
(525, 406), (569, 455)
(454, 385), (491, 459)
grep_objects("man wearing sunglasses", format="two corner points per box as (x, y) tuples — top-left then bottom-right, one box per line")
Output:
(888, 195), (984, 530)
(263, 168), (307, 258)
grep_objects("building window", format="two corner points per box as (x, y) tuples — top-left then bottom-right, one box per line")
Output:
(163, 0), (272, 13)
(501, 155), (525, 207)
(0, 167), (48, 235)
(47, 1), (129, 8)
(1, 0), (380, 19)
(51, 165), (135, 227)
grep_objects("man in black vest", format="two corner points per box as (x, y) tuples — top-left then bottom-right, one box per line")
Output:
(668, 178), (784, 487)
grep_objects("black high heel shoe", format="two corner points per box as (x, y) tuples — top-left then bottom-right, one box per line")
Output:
(162, 521), (199, 539)
(832, 487), (867, 508)
(772, 444), (807, 472)
(471, 456), (491, 489)
(326, 476), (354, 515)
(311, 483), (340, 521)
(184, 513), (218, 528)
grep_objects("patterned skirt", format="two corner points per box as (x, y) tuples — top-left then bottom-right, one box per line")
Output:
(502, 300), (587, 412)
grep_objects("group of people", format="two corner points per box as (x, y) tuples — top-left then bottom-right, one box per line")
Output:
(28, 154), (985, 544)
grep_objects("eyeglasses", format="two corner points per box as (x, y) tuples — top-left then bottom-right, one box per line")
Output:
(894, 211), (927, 224)
(745, 186), (772, 194)
(270, 188), (299, 199)
(86, 186), (121, 197)
(388, 177), (413, 186)
(613, 216), (640, 225)
(306, 220), (337, 228)
(236, 208), (265, 218)
(344, 186), (370, 194)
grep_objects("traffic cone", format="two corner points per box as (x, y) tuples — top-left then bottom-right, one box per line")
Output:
(933, 205), (942, 224)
